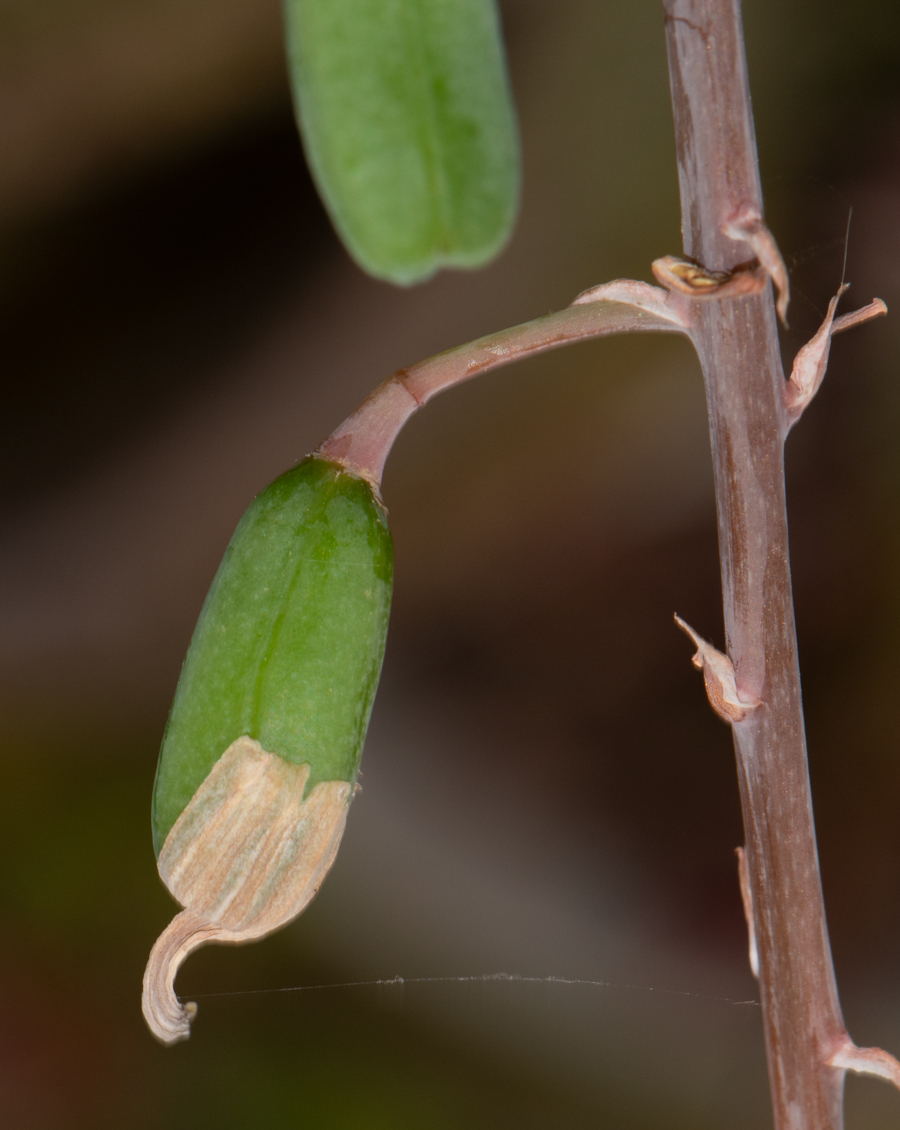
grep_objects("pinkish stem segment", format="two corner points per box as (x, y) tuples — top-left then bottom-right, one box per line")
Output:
(318, 284), (688, 485)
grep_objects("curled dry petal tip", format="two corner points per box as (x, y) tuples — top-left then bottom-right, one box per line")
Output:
(144, 738), (352, 1044)
(673, 614), (760, 724)
(142, 910), (230, 1044)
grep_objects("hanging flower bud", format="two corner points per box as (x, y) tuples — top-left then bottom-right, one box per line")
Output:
(143, 457), (393, 1044)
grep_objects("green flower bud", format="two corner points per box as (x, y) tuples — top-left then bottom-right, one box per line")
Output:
(142, 457), (392, 1044)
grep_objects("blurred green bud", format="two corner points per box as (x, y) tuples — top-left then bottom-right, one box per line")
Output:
(143, 456), (393, 1044)
(283, 0), (520, 284)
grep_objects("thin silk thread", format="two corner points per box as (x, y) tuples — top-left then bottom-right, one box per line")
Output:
(183, 972), (760, 1008)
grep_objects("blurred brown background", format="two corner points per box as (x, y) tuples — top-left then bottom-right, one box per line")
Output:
(2, 0), (900, 1126)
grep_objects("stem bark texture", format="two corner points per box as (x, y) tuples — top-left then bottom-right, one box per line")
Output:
(664, 2), (847, 1127)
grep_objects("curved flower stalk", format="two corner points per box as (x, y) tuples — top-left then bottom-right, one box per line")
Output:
(319, 281), (690, 487)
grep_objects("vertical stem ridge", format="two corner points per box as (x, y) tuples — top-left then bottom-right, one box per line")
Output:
(663, 2), (848, 1127)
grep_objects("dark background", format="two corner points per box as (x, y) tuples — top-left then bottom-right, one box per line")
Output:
(2, 1), (900, 1126)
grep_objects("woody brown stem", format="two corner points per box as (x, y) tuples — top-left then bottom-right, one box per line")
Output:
(664, 2), (847, 1126)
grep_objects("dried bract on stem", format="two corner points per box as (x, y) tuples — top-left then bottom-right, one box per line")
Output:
(722, 206), (791, 326)
(784, 285), (848, 422)
(785, 287), (887, 425)
(673, 614), (760, 724)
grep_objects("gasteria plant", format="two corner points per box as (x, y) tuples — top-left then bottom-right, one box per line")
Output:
(142, 1), (898, 1127)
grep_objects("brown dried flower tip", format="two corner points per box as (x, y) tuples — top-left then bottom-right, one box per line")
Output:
(142, 737), (352, 1045)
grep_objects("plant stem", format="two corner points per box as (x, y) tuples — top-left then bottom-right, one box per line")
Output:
(318, 285), (687, 485)
(664, 2), (846, 1125)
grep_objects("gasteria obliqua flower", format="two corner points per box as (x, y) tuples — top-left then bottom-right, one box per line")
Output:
(142, 456), (392, 1044)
